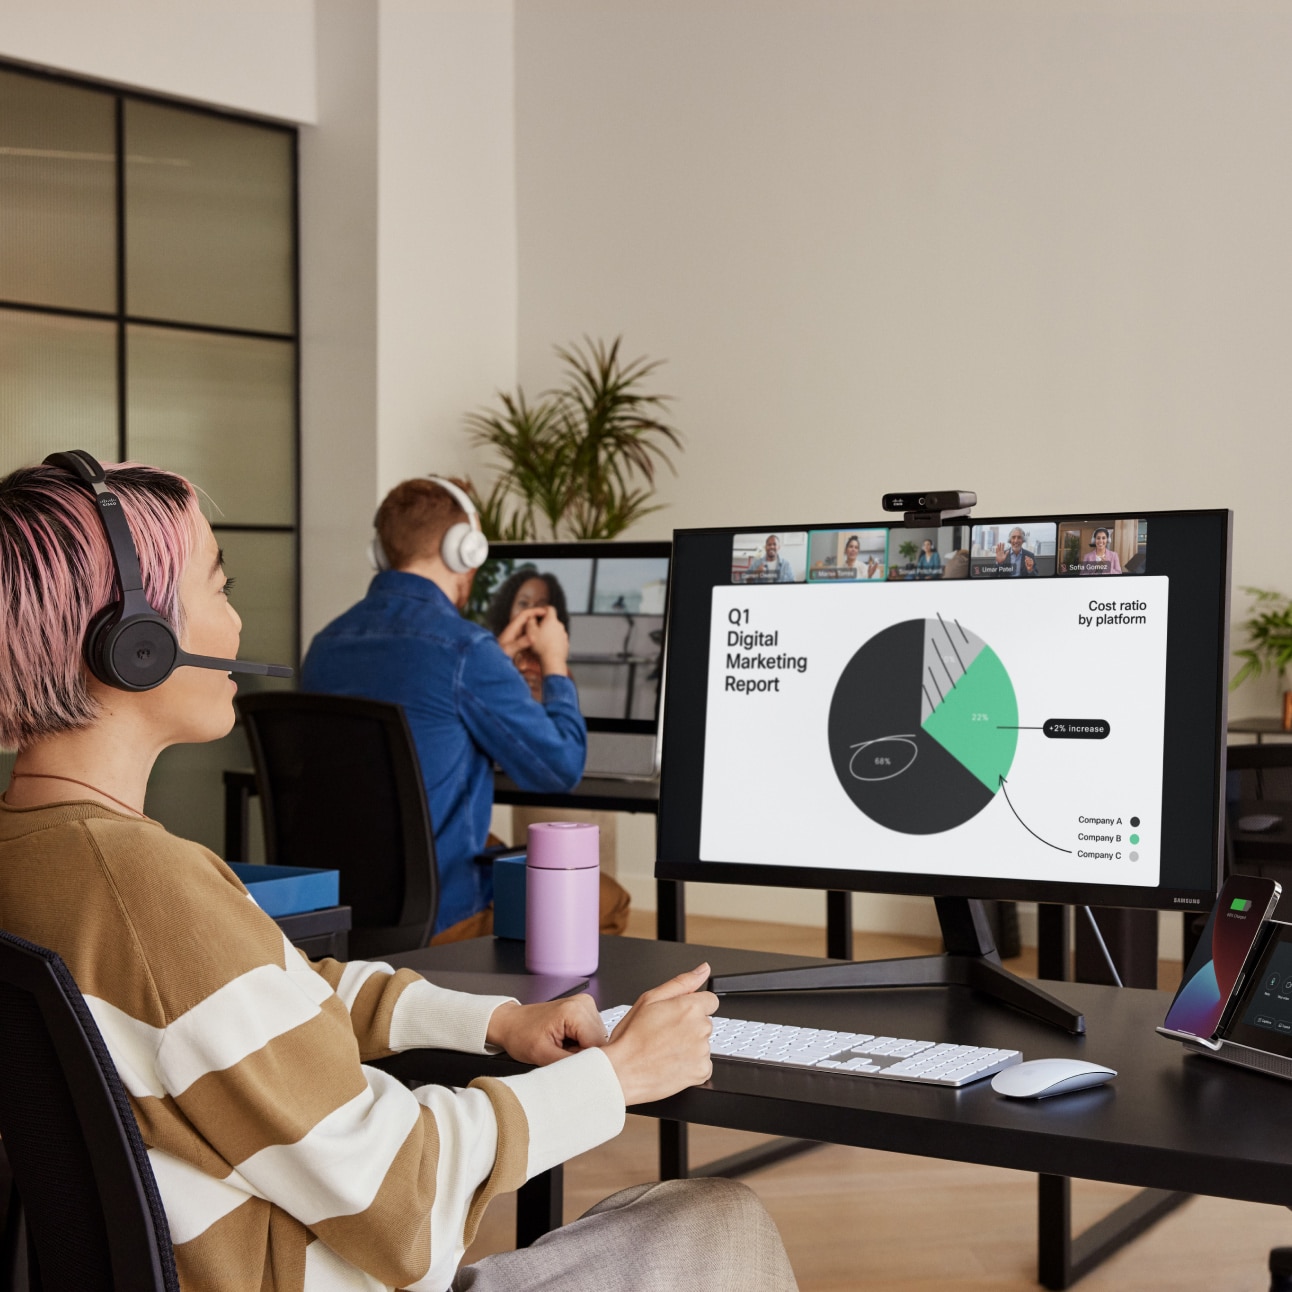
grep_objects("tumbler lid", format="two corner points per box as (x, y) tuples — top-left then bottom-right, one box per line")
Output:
(526, 821), (600, 869)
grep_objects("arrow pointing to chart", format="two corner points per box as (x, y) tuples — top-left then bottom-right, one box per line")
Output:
(998, 775), (1072, 854)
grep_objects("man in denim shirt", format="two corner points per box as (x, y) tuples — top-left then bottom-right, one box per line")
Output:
(301, 478), (587, 938)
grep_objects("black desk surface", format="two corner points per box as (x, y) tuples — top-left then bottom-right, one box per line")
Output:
(380, 935), (1292, 1208)
(492, 773), (659, 814)
(1229, 717), (1292, 739)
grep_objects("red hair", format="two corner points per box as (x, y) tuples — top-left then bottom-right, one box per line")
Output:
(0, 461), (200, 748)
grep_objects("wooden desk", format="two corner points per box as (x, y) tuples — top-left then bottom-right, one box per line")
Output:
(377, 935), (1277, 1288)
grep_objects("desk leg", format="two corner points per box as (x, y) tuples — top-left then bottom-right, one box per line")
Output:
(656, 878), (685, 943)
(660, 1121), (689, 1180)
(1037, 1174), (1190, 1289)
(224, 777), (252, 863)
(516, 1166), (563, 1247)
(826, 891), (852, 960)
(1036, 904), (1070, 982)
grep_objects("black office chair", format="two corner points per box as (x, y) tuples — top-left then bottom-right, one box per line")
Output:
(1225, 742), (1292, 890)
(236, 692), (439, 958)
(0, 929), (178, 1292)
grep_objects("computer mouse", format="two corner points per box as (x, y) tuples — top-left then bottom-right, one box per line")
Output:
(991, 1058), (1117, 1099)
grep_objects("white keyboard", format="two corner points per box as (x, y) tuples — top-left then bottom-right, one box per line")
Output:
(599, 1005), (1022, 1088)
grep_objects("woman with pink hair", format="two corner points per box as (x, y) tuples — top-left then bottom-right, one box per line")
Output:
(0, 456), (795, 1292)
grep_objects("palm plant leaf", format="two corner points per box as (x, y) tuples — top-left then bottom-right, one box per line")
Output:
(1231, 587), (1292, 690)
(464, 335), (683, 541)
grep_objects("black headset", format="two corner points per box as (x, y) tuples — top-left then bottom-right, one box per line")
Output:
(44, 450), (294, 692)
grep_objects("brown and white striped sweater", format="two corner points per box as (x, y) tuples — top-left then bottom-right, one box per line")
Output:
(0, 800), (625, 1291)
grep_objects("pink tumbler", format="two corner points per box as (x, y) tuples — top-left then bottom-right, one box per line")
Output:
(525, 822), (600, 975)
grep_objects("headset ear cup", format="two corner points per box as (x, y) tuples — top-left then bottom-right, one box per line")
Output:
(440, 521), (472, 574)
(458, 528), (489, 571)
(369, 535), (389, 572)
(83, 604), (121, 686)
(96, 614), (179, 692)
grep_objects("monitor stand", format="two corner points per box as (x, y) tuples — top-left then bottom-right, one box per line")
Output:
(709, 896), (1085, 1034)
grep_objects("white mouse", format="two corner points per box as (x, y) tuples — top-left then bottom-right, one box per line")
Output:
(991, 1058), (1117, 1099)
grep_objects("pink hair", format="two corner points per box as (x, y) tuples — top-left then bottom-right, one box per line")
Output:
(0, 461), (201, 749)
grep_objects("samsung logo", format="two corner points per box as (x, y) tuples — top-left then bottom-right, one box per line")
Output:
(1172, 897), (1202, 905)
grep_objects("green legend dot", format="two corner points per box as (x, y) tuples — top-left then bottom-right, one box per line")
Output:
(1129, 833), (1140, 845)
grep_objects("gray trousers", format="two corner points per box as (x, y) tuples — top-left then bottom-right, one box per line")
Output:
(452, 1177), (799, 1292)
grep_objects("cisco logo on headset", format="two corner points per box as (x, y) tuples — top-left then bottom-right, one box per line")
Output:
(99, 496), (118, 508)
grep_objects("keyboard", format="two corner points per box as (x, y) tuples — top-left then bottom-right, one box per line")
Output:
(599, 1005), (1022, 1088)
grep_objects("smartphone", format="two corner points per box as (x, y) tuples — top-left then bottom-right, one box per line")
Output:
(1157, 874), (1281, 1047)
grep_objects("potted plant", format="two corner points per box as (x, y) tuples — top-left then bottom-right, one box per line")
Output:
(1231, 587), (1292, 729)
(897, 539), (918, 569)
(464, 336), (682, 541)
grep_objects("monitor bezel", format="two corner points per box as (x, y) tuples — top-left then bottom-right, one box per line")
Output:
(655, 509), (1231, 913)
(480, 539), (671, 736)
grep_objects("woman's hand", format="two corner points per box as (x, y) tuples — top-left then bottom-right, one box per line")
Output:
(526, 605), (571, 677)
(485, 994), (608, 1065)
(496, 606), (543, 661)
(602, 964), (717, 1105)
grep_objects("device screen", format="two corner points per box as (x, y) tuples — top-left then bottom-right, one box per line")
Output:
(1219, 921), (1292, 1058)
(1161, 874), (1280, 1038)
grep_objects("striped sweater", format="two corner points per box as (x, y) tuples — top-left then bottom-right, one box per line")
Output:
(0, 800), (625, 1290)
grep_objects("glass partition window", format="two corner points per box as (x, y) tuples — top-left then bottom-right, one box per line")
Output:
(0, 64), (298, 857)
(128, 327), (296, 525)
(0, 309), (117, 459)
(125, 101), (294, 333)
(0, 70), (116, 312)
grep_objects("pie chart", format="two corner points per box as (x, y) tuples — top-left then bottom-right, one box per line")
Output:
(827, 616), (1019, 834)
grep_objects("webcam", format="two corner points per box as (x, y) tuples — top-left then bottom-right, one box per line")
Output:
(881, 491), (976, 527)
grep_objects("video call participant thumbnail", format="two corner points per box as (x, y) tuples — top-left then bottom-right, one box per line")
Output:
(733, 531), (807, 584)
(885, 528), (971, 581)
(970, 522), (1058, 578)
(807, 528), (887, 581)
(1057, 518), (1147, 576)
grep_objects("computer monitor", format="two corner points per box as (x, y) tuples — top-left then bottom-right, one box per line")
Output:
(658, 510), (1232, 1029)
(466, 540), (671, 778)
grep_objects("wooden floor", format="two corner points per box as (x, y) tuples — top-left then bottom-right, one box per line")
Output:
(461, 912), (1292, 1290)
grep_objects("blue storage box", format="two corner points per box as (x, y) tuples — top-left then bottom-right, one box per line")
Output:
(492, 852), (527, 940)
(228, 863), (339, 917)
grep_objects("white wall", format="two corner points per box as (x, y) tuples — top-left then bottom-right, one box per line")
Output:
(375, 0), (517, 495)
(515, 0), (1292, 937)
(299, 0), (518, 643)
(298, 0), (382, 642)
(0, 0), (317, 122)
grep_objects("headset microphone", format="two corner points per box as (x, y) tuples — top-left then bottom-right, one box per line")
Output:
(43, 450), (294, 692)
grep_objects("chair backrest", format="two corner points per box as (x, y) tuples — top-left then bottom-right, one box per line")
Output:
(0, 930), (178, 1292)
(236, 692), (439, 956)
(1227, 741), (1292, 801)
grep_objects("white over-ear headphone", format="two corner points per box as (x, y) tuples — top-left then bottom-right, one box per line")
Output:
(369, 476), (490, 574)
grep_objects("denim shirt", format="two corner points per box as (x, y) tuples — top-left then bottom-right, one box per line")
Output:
(300, 571), (587, 933)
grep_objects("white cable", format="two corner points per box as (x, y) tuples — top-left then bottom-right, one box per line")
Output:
(1082, 906), (1123, 988)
